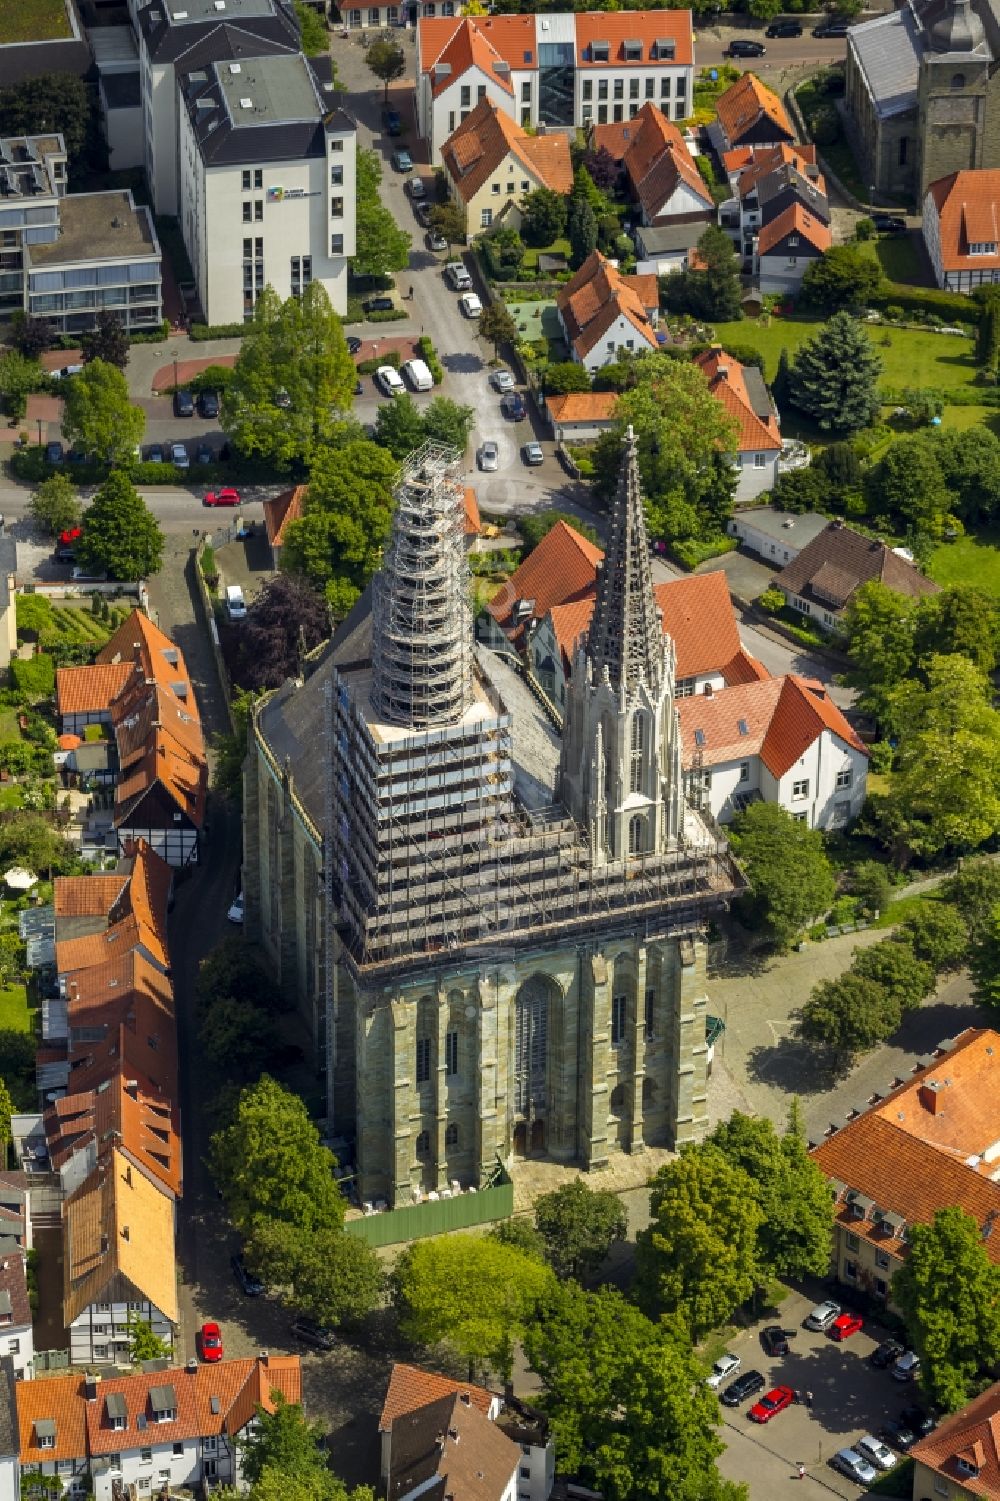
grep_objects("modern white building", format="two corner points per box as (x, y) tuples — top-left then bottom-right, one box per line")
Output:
(416, 12), (694, 162)
(727, 507), (831, 565)
(177, 52), (356, 323)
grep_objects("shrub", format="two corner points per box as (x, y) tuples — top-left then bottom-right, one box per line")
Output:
(758, 584), (787, 613)
(902, 903), (968, 972)
(189, 322), (247, 341)
(855, 218), (875, 242)
(365, 307), (409, 323)
(187, 365), (235, 393)
(129, 321), (170, 344)
(869, 282), (980, 322)
(358, 351), (401, 374)
(9, 654), (54, 699)
(417, 336), (444, 384)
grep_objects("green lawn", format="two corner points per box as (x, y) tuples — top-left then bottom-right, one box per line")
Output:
(710, 316), (978, 391)
(938, 403), (1000, 436)
(927, 526), (1000, 594)
(505, 299), (568, 361)
(858, 232), (929, 286)
(0, 0), (70, 40)
(0, 984), (30, 1033)
(520, 238), (570, 273)
(0, 788), (23, 811)
(0, 711), (20, 742)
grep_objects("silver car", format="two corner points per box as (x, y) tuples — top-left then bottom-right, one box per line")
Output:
(170, 442), (190, 470)
(492, 369), (515, 392)
(706, 1353), (740, 1390)
(804, 1299), (841, 1332)
(831, 1448), (877, 1486)
(856, 1435), (896, 1472)
(522, 441), (544, 466)
(478, 441), (499, 472)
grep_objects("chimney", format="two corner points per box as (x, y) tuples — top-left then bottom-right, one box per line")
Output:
(258, 1350), (269, 1366)
(186, 1359), (198, 1373)
(919, 1080), (944, 1114)
(125, 1162), (133, 1185)
(459, 1392), (471, 1405)
(85, 1374), (101, 1401)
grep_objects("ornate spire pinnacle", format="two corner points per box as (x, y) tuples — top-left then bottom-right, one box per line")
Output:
(586, 426), (663, 695)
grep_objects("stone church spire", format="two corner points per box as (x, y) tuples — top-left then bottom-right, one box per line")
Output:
(587, 426), (665, 696)
(558, 430), (683, 864)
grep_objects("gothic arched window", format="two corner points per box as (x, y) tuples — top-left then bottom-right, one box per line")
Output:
(445, 1122), (459, 1147)
(629, 712), (645, 792)
(628, 812), (647, 855)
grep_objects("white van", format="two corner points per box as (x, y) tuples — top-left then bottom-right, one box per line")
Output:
(402, 358), (433, 392)
(225, 584), (247, 621)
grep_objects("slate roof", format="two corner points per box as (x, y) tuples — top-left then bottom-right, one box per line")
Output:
(136, 4), (298, 66)
(715, 72), (793, 147)
(0, 1358), (15, 1461)
(0, 1253), (31, 1333)
(441, 97), (572, 203)
(910, 1380), (1000, 1497)
(180, 52), (345, 167)
(848, 5), (923, 121)
(756, 162), (831, 224)
(386, 1390), (518, 1501)
(927, 168), (1000, 270)
(774, 521), (940, 611)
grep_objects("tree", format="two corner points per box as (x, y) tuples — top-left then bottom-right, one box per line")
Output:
(29, 473), (81, 538)
(893, 1206), (1000, 1412)
(916, 585), (1000, 677)
(75, 470), (163, 581)
(373, 393), (427, 459)
(0, 1033), (38, 1111)
(708, 1105), (834, 1280)
(392, 1234), (555, 1380)
(942, 859), (1000, 945)
(571, 162), (607, 217)
(661, 226), (743, 322)
(842, 581), (917, 728)
(520, 187), (568, 248)
(637, 1147), (762, 1337)
(0, 1078), (14, 1156)
(478, 302), (519, 358)
(524, 1282), (743, 1501)
(490, 1217), (547, 1260)
(80, 311), (129, 370)
(799, 971), (901, 1055)
(902, 902), (968, 972)
(850, 859), (891, 918)
(228, 574), (329, 692)
(294, 0), (329, 54)
(0, 349), (42, 422)
(365, 37), (405, 100)
(127, 1315), (171, 1363)
(518, 509), (597, 554)
(584, 144), (620, 192)
(850, 936), (935, 1013)
(800, 244), (882, 312)
(772, 345), (791, 408)
(939, 420), (1000, 523)
(0, 814), (73, 878)
(0, 74), (90, 160)
(246, 1219), (383, 1329)
(728, 802), (835, 949)
(788, 312), (882, 434)
(543, 362), (592, 395)
(885, 654), (1000, 859)
(10, 313), (52, 360)
(568, 198), (598, 269)
(199, 997), (284, 1082)
(354, 148), (412, 281)
(533, 1180), (627, 1280)
(61, 359), (145, 466)
(281, 439), (397, 607)
(591, 354), (738, 544)
(863, 435), (950, 538)
(241, 1396), (330, 1489)
(428, 201), (467, 252)
(422, 395), (475, 451)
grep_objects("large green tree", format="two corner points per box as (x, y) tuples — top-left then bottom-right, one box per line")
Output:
(29, 472), (82, 538)
(788, 312), (882, 433)
(636, 1146), (763, 1337)
(520, 188), (568, 248)
(241, 1396), (330, 1489)
(943, 859), (1000, 945)
(0, 74), (90, 159)
(799, 971), (901, 1055)
(728, 801), (835, 949)
(80, 311), (129, 370)
(478, 302), (519, 359)
(354, 148), (412, 280)
(863, 434), (951, 538)
(893, 1206), (1000, 1412)
(850, 936), (935, 1013)
(902, 901), (968, 972)
(591, 354), (738, 544)
(533, 1179), (628, 1280)
(61, 359), (145, 466)
(245, 1218), (383, 1329)
(708, 1103), (833, 1279)
(365, 37), (405, 100)
(524, 1282), (745, 1501)
(392, 1234), (555, 1380)
(0, 349), (41, 423)
(916, 585), (1000, 677)
(281, 438), (396, 610)
(76, 470), (163, 581)
(423, 396), (475, 451)
(373, 393), (426, 458)
(934, 425), (1000, 524)
(800, 244), (882, 313)
(842, 581), (917, 730)
(661, 226), (743, 322)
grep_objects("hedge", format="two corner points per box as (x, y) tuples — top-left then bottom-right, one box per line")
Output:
(669, 534), (737, 571)
(10, 654), (54, 698)
(868, 282), (980, 323)
(8, 452), (226, 487)
(365, 307), (409, 323)
(189, 322), (246, 341)
(129, 321), (170, 344)
(417, 335), (444, 385)
(359, 351), (401, 374)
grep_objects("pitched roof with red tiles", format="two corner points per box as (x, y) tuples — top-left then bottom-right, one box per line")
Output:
(56, 661), (133, 719)
(574, 12), (694, 69)
(97, 611), (193, 702)
(926, 168), (1000, 272)
(64, 1148), (179, 1327)
(420, 15), (528, 96)
(115, 736), (207, 831)
(18, 1374), (88, 1464)
(910, 1380), (1000, 1497)
(44, 1071), (182, 1198)
(488, 519), (603, 648)
(556, 250), (660, 361)
(757, 200), (832, 257)
(729, 142), (820, 196)
(441, 97), (572, 203)
(715, 72), (794, 148)
(775, 522), (940, 612)
(620, 103), (713, 219)
(388, 1390), (519, 1501)
(263, 484), (306, 549)
(546, 391), (619, 426)
(54, 875), (128, 919)
(676, 674), (866, 774)
(693, 347), (782, 453)
(379, 1363), (495, 1433)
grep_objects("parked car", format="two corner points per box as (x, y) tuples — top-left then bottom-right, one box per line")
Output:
(199, 1322), (223, 1362)
(170, 442), (190, 470)
(760, 1326), (789, 1358)
(146, 444), (165, 464)
(899, 1405), (935, 1437)
(376, 365), (405, 397)
(706, 1354), (741, 1390)
(870, 1338), (906, 1370)
(893, 1350), (921, 1382)
(45, 441), (64, 465)
(227, 892), (244, 924)
(415, 201), (432, 227)
(492, 369), (515, 392)
(813, 16), (850, 35)
(173, 388), (194, 417)
(765, 19), (802, 35)
(748, 1385), (795, 1424)
(804, 1299), (841, 1332)
(225, 584), (247, 621)
(364, 295), (395, 313)
(873, 213), (907, 233)
(478, 440), (499, 472)
(427, 231), (448, 252)
(830, 1448), (877, 1486)
(231, 1252), (264, 1296)
(502, 392), (527, 421)
(290, 1317), (337, 1351)
(720, 1370), (765, 1407)
(829, 1313), (863, 1342)
(391, 149), (413, 171)
(878, 1419), (918, 1453)
(198, 389), (220, 418)
(459, 291), (482, 317)
(445, 261), (472, 291)
(203, 487), (241, 507)
(408, 176), (425, 199)
(56, 526), (81, 562)
(727, 38), (766, 55)
(347, 336), (362, 355)
(855, 1435), (896, 1472)
(195, 442), (214, 466)
(275, 387), (292, 409)
(522, 441), (544, 466)
(383, 106), (401, 135)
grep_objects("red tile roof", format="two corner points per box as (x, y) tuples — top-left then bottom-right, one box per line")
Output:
(54, 875), (128, 918)
(729, 142), (820, 196)
(262, 484), (306, 550)
(911, 1380), (1000, 1497)
(488, 519), (603, 649)
(546, 391), (619, 426)
(556, 250), (660, 361)
(18, 1374), (88, 1464)
(926, 169), (1000, 272)
(693, 348), (781, 452)
(715, 73), (793, 148)
(441, 96), (572, 203)
(676, 674), (866, 774)
(575, 12), (694, 69)
(56, 661), (133, 718)
(419, 15), (529, 96)
(621, 103), (712, 219)
(380, 1363), (495, 1432)
(757, 200), (832, 257)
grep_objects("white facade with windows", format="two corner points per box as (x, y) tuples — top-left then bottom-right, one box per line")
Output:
(69, 1297), (175, 1370)
(90, 1426), (236, 1501)
(689, 730), (868, 831)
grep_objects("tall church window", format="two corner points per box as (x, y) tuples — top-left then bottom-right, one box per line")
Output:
(898, 137), (908, 166)
(628, 813), (647, 854)
(600, 712), (614, 797)
(445, 1031), (459, 1076)
(416, 1037), (431, 1084)
(629, 712), (645, 793)
(514, 976), (551, 1114)
(611, 992), (627, 1047)
(415, 1131), (430, 1155)
(644, 987), (655, 1041)
(445, 1123), (459, 1147)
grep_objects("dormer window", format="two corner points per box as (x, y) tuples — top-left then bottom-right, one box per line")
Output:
(35, 1420), (56, 1449)
(654, 37), (675, 58)
(591, 40), (609, 61)
(957, 1458), (980, 1478)
(623, 38), (642, 59)
(106, 1394), (128, 1431)
(149, 1384), (177, 1424)
(969, 241), (997, 254)
(788, 235), (800, 246)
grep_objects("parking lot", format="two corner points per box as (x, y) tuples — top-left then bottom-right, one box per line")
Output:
(713, 1286), (921, 1498)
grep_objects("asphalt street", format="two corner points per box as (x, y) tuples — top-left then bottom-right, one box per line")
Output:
(693, 22), (847, 74)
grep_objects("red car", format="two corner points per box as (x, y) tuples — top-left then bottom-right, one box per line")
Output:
(199, 1321), (223, 1362)
(830, 1313), (864, 1342)
(749, 1385), (795, 1424)
(203, 488), (241, 507)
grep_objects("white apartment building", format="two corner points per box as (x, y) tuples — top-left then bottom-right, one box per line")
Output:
(177, 52), (356, 322)
(416, 12), (694, 162)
